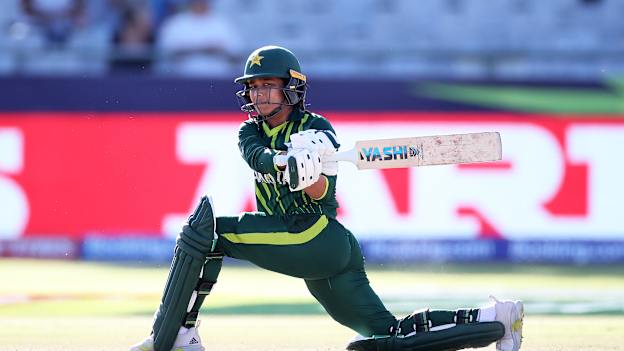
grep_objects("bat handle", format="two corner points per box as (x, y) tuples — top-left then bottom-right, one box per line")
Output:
(324, 148), (357, 164)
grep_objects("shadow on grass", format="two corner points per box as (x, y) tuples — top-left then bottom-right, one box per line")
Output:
(131, 303), (326, 316)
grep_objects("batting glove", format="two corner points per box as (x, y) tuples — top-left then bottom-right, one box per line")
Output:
(284, 148), (322, 192)
(289, 129), (340, 157)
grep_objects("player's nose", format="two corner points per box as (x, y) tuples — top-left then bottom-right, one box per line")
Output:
(252, 88), (267, 99)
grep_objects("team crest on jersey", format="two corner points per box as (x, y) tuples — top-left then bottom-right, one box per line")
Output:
(254, 171), (287, 185)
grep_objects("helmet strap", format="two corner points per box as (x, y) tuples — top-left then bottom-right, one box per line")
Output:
(253, 105), (284, 122)
(258, 104), (284, 122)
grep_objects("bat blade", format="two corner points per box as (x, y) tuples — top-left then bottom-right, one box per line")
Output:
(325, 132), (502, 170)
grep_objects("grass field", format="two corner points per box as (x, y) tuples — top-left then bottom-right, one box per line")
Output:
(1, 259), (623, 350)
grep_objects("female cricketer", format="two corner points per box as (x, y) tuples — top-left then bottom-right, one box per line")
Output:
(130, 45), (523, 351)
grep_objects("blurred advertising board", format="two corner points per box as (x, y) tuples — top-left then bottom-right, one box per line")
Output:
(82, 236), (175, 263)
(1, 113), (623, 262)
(0, 238), (79, 259)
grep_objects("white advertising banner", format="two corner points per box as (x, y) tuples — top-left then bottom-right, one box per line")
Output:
(167, 118), (624, 240)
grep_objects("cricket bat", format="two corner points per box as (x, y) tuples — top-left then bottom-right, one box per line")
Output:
(324, 132), (502, 169)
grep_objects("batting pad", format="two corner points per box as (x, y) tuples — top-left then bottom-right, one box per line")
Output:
(347, 321), (504, 351)
(152, 224), (216, 351)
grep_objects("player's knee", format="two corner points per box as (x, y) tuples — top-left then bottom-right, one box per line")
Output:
(177, 195), (218, 258)
(177, 224), (216, 259)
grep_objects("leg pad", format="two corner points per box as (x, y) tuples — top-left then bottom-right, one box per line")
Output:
(152, 196), (218, 351)
(184, 253), (223, 328)
(347, 322), (504, 351)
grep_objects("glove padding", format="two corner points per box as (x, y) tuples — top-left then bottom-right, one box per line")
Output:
(289, 129), (339, 176)
(289, 129), (340, 156)
(285, 148), (322, 192)
(321, 159), (338, 176)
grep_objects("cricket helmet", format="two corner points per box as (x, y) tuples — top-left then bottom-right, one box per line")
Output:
(235, 46), (307, 122)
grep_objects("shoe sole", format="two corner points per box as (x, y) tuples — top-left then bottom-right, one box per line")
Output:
(173, 346), (205, 351)
(511, 301), (524, 351)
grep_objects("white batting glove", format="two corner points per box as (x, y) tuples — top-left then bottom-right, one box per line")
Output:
(321, 160), (338, 176)
(289, 129), (340, 157)
(281, 149), (337, 176)
(284, 148), (322, 192)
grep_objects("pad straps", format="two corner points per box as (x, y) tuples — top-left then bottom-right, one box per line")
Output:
(455, 308), (477, 325)
(391, 308), (480, 337)
(392, 309), (431, 337)
(184, 252), (224, 328)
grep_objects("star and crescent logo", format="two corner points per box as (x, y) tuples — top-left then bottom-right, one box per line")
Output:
(249, 54), (264, 67)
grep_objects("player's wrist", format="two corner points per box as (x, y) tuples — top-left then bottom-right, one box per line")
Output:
(273, 151), (288, 171)
(308, 175), (329, 200)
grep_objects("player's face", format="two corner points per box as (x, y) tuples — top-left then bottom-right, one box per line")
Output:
(247, 77), (285, 116)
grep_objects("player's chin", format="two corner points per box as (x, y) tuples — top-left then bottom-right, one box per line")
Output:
(257, 104), (280, 116)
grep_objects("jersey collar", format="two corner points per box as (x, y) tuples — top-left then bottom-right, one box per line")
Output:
(288, 108), (306, 121)
(261, 108), (306, 136)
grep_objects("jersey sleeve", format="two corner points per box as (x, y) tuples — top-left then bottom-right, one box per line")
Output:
(309, 116), (336, 135)
(238, 121), (278, 174)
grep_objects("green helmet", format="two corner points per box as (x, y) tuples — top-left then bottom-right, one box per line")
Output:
(235, 45), (303, 83)
(235, 46), (307, 122)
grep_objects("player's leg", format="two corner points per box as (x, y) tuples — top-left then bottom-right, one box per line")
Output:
(345, 308), (505, 351)
(347, 296), (522, 351)
(306, 268), (397, 337)
(215, 213), (354, 279)
(130, 196), (221, 351)
(306, 230), (509, 351)
(216, 215), (397, 336)
(304, 229), (397, 337)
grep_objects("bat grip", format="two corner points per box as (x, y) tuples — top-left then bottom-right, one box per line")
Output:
(323, 148), (357, 164)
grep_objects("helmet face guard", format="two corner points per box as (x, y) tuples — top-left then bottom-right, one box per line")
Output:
(235, 46), (307, 123)
(236, 75), (306, 122)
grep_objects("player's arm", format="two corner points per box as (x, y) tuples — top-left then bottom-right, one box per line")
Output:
(309, 116), (338, 136)
(274, 154), (328, 198)
(304, 176), (327, 199)
(274, 149), (330, 199)
(238, 121), (282, 174)
(305, 174), (336, 200)
(276, 116), (341, 194)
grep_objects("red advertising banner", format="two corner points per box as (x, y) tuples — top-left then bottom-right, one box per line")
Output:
(1, 112), (623, 240)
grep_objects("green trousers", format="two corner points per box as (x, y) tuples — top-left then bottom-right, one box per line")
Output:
(215, 212), (397, 337)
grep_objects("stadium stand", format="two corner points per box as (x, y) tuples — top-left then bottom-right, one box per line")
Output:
(0, 0), (622, 78)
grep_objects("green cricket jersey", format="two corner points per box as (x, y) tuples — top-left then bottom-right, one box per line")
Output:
(238, 109), (339, 218)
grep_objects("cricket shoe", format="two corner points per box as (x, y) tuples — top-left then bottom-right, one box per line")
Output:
(129, 322), (205, 351)
(491, 296), (524, 351)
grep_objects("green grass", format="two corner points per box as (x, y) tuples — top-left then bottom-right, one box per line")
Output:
(1, 259), (623, 350)
(1, 315), (624, 351)
(417, 81), (624, 114)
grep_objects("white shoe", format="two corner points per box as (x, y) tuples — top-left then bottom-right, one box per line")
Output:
(130, 323), (205, 351)
(129, 336), (154, 351)
(491, 296), (524, 351)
